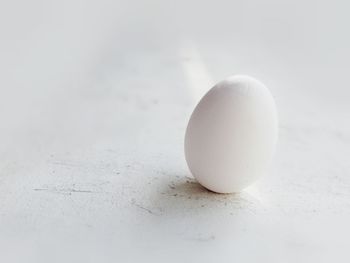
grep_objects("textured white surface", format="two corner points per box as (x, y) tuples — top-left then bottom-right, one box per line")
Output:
(1, 0), (350, 262)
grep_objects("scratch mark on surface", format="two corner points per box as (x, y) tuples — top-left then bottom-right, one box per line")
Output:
(33, 187), (100, 195)
(133, 203), (156, 215)
(131, 199), (158, 215)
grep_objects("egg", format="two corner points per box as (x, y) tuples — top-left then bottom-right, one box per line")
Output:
(184, 75), (278, 193)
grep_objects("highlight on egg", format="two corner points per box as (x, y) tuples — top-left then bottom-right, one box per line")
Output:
(184, 75), (278, 193)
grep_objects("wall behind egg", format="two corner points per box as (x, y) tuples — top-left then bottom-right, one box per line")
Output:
(1, 0), (348, 169)
(1, 0), (349, 98)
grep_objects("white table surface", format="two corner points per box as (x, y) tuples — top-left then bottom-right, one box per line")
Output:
(0, 1), (349, 262)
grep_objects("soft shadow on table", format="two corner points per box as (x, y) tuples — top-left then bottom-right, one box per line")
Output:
(129, 174), (266, 243)
(151, 175), (264, 217)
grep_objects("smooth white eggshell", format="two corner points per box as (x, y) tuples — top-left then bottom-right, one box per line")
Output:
(184, 75), (278, 193)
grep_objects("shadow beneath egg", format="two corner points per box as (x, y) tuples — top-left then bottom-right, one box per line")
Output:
(152, 175), (263, 216)
(134, 174), (266, 243)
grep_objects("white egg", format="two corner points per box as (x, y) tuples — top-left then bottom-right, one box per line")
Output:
(185, 75), (278, 193)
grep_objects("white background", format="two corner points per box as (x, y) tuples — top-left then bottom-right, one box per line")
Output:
(0, 0), (349, 262)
